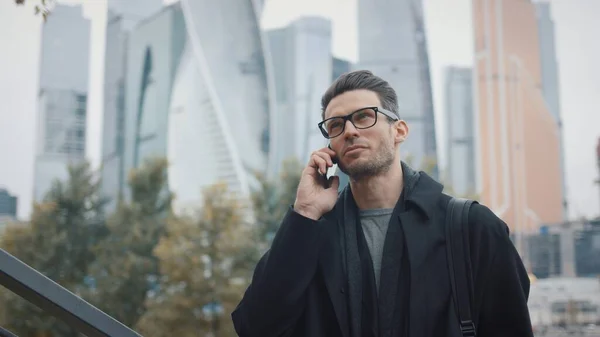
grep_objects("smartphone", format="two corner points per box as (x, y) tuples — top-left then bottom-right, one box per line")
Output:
(321, 144), (338, 188)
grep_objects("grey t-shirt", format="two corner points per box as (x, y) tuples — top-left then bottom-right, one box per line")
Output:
(359, 208), (394, 293)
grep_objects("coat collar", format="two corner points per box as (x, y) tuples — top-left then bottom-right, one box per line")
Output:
(400, 161), (444, 220)
(334, 161), (445, 220)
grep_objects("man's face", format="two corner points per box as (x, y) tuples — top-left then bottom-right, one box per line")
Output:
(323, 89), (408, 179)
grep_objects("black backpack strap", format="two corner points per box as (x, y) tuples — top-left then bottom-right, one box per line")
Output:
(446, 197), (477, 337)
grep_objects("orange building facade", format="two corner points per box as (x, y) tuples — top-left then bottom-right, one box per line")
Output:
(472, 0), (563, 236)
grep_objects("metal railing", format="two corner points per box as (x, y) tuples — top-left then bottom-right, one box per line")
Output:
(0, 248), (142, 337)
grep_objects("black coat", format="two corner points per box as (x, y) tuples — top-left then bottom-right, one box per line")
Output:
(232, 169), (533, 337)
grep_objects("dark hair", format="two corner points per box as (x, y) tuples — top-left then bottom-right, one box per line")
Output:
(321, 70), (399, 120)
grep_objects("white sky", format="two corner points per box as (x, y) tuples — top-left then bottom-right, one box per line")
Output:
(0, 0), (598, 220)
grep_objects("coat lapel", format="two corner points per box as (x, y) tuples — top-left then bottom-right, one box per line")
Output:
(319, 204), (351, 337)
(399, 164), (446, 337)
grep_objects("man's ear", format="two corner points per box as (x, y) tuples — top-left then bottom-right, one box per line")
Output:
(394, 120), (409, 144)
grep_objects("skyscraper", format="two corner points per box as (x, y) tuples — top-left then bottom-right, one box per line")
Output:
(444, 66), (476, 197)
(98, 0), (275, 214)
(266, 17), (333, 173)
(106, 0), (163, 31)
(356, 0), (438, 177)
(472, 0), (563, 236)
(167, 0), (275, 213)
(34, 4), (90, 202)
(535, 2), (568, 220)
(100, 1), (164, 211)
(332, 57), (351, 82)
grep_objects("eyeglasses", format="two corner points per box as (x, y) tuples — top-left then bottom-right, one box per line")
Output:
(318, 107), (399, 139)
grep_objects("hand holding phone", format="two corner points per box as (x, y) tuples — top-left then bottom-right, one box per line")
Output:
(293, 146), (340, 220)
(321, 144), (338, 186)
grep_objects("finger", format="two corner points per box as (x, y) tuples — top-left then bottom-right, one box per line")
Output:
(319, 146), (337, 159)
(313, 150), (334, 167)
(309, 154), (328, 176)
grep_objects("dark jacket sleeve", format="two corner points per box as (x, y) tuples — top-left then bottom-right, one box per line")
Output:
(469, 204), (534, 337)
(231, 207), (325, 337)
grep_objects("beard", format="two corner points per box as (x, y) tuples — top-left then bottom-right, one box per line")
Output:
(337, 137), (395, 180)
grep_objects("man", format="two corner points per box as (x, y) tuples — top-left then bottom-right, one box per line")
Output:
(232, 70), (533, 337)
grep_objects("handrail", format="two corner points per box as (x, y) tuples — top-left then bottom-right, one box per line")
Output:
(0, 327), (18, 337)
(0, 249), (142, 337)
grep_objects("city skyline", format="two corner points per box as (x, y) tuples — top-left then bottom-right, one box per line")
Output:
(0, 0), (599, 221)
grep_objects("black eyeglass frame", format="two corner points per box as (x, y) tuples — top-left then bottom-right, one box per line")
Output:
(318, 106), (399, 139)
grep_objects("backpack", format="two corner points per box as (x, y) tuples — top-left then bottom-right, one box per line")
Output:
(445, 197), (477, 337)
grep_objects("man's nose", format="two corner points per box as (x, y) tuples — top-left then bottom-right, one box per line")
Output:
(343, 120), (359, 139)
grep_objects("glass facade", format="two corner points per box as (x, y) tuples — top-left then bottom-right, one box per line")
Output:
(100, 1), (164, 211)
(34, 89), (88, 202)
(34, 4), (90, 203)
(0, 189), (17, 217)
(167, 0), (275, 210)
(332, 57), (351, 82)
(266, 17), (332, 174)
(119, 4), (187, 203)
(574, 220), (600, 276)
(356, 0), (438, 176)
(445, 66), (476, 196)
(536, 3), (568, 220)
(99, 1), (274, 212)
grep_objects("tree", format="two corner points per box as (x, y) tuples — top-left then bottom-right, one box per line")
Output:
(82, 157), (172, 329)
(135, 182), (256, 337)
(14, 0), (54, 21)
(0, 162), (106, 337)
(251, 157), (302, 249)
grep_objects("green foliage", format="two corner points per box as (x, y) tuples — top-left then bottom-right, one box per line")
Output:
(136, 182), (255, 337)
(0, 162), (106, 337)
(251, 157), (302, 248)
(14, 0), (54, 21)
(0, 156), (307, 335)
(83, 157), (172, 328)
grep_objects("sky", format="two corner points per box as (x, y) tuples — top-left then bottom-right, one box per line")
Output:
(0, 0), (598, 220)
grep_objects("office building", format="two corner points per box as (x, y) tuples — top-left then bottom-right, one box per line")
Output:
(528, 219), (600, 279)
(356, 0), (438, 177)
(536, 2), (568, 220)
(168, 0), (275, 213)
(444, 67), (476, 197)
(332, 57), (351, 81)
(266, 17), (332, 174)
(0, 189), (17, 217)
(106, 0), (163, 31)
(34, 4), (90, 202)
(99, 0), (275, 213)
(120, 4), (187, 193)
(472, 0), (563, 237)
(100, 1), (164, 211)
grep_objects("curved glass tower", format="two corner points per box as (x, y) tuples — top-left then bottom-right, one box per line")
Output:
(100, 1), (276, 214)
(168, 0), (276, 212)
